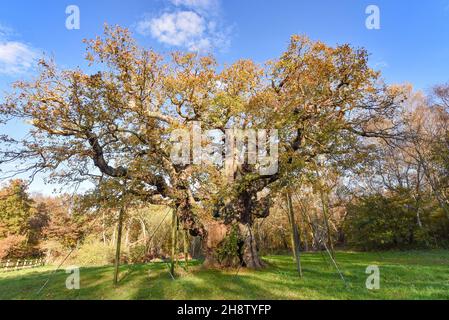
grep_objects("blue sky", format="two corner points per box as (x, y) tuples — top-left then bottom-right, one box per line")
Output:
(0, 0), (449, 194)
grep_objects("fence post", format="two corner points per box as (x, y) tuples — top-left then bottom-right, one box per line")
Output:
(0, 258), (47, 272)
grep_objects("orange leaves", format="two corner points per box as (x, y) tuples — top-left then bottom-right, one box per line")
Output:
(219, 59), (263, 96)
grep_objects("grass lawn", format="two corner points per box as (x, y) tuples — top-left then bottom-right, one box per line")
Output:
(0, 250), (448, 300)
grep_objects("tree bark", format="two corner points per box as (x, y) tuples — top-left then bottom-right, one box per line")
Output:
(203, 222), (265, 269)
(205, 182), (270, 270)
(240, 223), (264, 269)
(203, 222), (230, 268)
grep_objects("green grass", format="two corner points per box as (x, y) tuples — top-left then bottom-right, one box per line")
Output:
(1, 250), (448, 300)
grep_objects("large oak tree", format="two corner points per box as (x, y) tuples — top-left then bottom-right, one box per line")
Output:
(0, 26), (403, 269)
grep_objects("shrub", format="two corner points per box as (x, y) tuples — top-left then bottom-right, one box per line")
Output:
(40, 240), (69, 263)
(128, 245), (147, 264)
(70, 239), (116, 266)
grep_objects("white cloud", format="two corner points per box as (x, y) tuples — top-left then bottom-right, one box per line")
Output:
(0, 24), (37, 75)
(136, 0), (230, 53)
(137, 9), (230, 53)
(0, 41), (37, 75)
(139, 11), (205, 47)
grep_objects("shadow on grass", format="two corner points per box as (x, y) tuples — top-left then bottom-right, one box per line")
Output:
(0, 252), (448, 300)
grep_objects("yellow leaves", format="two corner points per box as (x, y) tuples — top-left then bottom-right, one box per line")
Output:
(220, 59), (262, 94)
(82, 24), (140, 76)
(85, 52), (95, 66)
(289, 34), (311, 51)
(171, 51), (197, 67)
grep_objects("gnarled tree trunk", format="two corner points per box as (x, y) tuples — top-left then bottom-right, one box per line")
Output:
(203, 221), (230, 268)
(203, 221), (265, 270)
(203, 185), (270, 270)
(239, 223), (264, 269)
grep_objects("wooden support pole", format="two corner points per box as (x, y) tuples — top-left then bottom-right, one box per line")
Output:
(319, 189), (335, 259)
(113, 206), (125, 285)
(183, 229), (189, 269)
(286, 192), (303, 278)
(170, 209), (177, 278)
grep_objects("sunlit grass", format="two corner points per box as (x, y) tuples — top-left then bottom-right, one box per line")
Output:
(0, 250), (448, 300)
